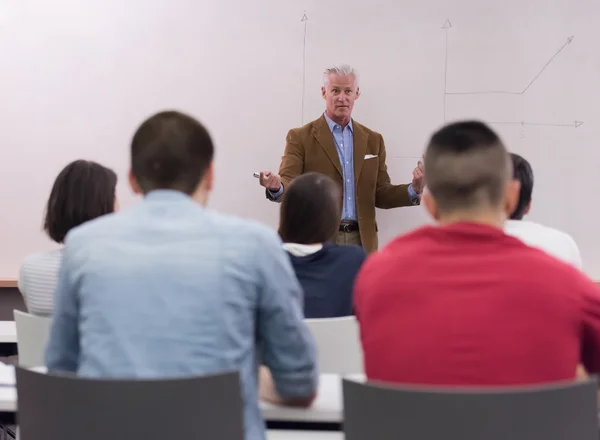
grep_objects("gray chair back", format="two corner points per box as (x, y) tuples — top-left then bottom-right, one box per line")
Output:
(343, 377), (599, 440)
(16, 367), (244, 440)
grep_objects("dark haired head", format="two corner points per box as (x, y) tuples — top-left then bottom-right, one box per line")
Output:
(279, 172), (341, 244)
(509, 153), (534, 220)
(423, 120), (516, 216)
(130, 110), (214, 195)
(44, 160), (117, 243)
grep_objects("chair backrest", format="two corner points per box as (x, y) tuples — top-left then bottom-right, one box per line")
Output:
(16, 367), (244, 440)
(13, 310), (51, 367)
(304, 316), (363, 374)
(342, 377), (599, 440)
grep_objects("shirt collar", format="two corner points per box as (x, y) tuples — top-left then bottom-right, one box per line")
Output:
(323, 112), (353, 132)
(144, 189), (193, 202)
(282, 242), (324, 256)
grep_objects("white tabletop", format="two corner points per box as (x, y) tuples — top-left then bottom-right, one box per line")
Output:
(0, 371), (364, 424)
(260, 373), (364, 423)
(0, 321), (16, 343)
(267, 431), (343, 439)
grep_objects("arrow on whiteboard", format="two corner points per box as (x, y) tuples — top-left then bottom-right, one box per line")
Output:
(446, 35), (575, 95)
(442, 19), (452, 121)
(301, 11), (309, 125)
(488, 120), (583, 128)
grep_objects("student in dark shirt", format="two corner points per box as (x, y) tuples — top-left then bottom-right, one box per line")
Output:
(279, 172), (367, 318)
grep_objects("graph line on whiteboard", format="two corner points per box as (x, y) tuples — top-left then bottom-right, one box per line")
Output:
(488, 120), (583, 128)
(445, 32), (574, 95)
(301, 11), (309, 125)
(442, 19), (451, 121)
(442, 20), (582, 131)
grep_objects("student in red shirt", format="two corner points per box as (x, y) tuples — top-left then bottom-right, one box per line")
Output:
(354, 120), (600, 386)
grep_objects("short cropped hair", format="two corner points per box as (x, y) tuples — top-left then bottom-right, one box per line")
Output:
(424, 121), (510, 213)
(509, 153), (534, 220)
(131, 110), (214, 195)
(279, 172), (341, 244)
(44, 160), (117, 243)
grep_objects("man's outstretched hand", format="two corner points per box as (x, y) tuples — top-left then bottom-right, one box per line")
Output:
(258, 171), (282, 191)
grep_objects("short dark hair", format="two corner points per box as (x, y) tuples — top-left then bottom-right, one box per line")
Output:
(279, 172), (341, 244)
(424, 121), (510, 213)
(131, 110), (214, 195)
(509, 153), (534, 220)
(44, 160), (117, 243)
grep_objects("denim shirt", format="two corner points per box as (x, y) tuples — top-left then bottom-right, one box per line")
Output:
(45, 190), (319, 440)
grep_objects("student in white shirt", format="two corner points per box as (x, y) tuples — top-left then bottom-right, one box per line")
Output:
(504, 153), (582, 269)
(18, 160), (119, 316)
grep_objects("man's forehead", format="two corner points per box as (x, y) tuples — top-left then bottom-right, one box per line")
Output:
(327, 74), (356, 88)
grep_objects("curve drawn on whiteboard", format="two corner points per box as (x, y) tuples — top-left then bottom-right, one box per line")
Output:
(442, 20), (583, 130)
(301, 11), (309, 125)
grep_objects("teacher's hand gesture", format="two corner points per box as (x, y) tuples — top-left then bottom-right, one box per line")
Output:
(258, 171), (282, 191)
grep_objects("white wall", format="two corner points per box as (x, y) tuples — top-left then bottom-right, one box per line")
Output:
(1, 0), (599, 277)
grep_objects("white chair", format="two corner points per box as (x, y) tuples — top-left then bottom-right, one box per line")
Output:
(13, 310), (51, 367)
(304, 316), (363, 374)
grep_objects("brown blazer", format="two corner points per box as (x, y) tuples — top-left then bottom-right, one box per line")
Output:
(268, 115), (417, 253)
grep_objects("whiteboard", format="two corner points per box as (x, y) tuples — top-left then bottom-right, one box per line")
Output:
(1, 0), (598, 278)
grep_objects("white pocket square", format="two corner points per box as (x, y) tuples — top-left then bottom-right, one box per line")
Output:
(364, 154), (377, 159)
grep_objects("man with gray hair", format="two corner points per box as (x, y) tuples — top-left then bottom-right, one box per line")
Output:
(258, 64), (424, 253)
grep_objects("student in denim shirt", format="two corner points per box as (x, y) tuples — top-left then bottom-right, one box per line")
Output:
(45, 111), (319, 440)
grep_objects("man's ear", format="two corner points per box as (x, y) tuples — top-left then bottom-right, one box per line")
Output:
(321, 86), (326, 99)
(504, 179), (521, 218)
(128, 169), (143, 195)
(204, 161), (214, 192)
(422, 191), (439, 221)
(355, 87), (360, 99)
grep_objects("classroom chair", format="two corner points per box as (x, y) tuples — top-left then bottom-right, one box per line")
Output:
(342, 377), (599, 440)
(15, 367), (244, 440)
(304, 316), (363, 375)
(13, 310), (50, 367)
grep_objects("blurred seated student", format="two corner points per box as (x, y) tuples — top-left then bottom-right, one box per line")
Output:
(354, 120), (600, 386)
(18, 160), (118, 316)
(44, 110), (318, 440)
(279, 172), (366, 318)
(504, 152), (582, 269)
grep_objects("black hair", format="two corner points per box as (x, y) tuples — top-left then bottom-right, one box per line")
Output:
(131, 110), (214, 195)
(44, 160), (117, 243)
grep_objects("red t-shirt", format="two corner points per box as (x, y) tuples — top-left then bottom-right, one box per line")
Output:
(354, 222), (600, 386)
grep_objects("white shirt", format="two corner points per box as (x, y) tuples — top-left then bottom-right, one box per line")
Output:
(18, 248), (63, 316)
(282, 243), (323, 257)
(504, 220), (582, 270)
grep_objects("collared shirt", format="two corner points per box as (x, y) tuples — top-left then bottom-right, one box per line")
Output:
(323, 112), (357, 220)
(45, 190), (319, 440)
(270, 113), (420, 220)
(355, 222), (600, 386)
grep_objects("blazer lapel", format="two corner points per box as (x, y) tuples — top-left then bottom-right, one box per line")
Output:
(352, 120), (368, 185)
(313, 116), (343, 177)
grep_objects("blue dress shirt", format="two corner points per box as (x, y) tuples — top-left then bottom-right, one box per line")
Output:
(45, 190), (319, 440)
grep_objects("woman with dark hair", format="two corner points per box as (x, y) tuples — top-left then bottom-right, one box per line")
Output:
(18, 160), (118, 316)
(279, 172), (367, 318)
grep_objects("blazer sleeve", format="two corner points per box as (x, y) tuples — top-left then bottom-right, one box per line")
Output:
(266, 129), (305, 202)
(374, 134), (415, 209)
